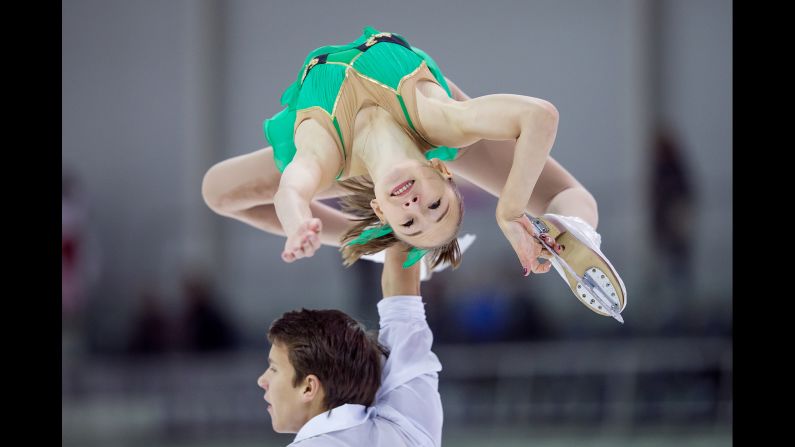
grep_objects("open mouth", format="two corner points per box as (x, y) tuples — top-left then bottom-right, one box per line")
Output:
(390, 180), (414, 197)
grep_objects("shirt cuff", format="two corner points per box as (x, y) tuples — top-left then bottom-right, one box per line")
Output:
(377, 295), (425, 323)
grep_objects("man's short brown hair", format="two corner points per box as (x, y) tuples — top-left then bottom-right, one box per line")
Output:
(268, 308), (389, 410)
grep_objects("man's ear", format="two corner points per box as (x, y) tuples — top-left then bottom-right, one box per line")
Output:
(428, 158), (452, 179)
(370, 199), (386, 224)
(300, 374), (324, 404)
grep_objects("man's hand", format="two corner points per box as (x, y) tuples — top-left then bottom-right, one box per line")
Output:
(381, 244), (421, 297)
(281, 218), (322, 263)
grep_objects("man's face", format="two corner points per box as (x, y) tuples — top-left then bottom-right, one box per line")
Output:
(256, 343), (312, 433)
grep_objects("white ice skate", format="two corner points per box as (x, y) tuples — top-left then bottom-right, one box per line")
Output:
(530, 214), (627, 323)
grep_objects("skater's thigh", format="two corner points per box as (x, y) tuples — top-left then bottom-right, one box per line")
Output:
(204, 146), (346, 210)
(449, 142), (583, 216)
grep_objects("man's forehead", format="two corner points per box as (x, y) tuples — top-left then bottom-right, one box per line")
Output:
(268, 342), (288, 362)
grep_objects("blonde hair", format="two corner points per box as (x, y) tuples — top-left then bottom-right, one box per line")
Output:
(338, 175), (463, 269)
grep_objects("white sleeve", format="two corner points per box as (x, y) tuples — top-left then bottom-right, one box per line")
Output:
(374, 296), (443, 447)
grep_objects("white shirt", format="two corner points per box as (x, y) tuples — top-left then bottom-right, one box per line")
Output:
(289, 296), (443, 447)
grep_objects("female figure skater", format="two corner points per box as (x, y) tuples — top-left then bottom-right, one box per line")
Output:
(202, 26), (626, 320)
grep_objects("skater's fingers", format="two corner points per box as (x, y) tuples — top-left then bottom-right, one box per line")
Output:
(527, 257), (542, 274)
(301, 239), (318, 257)
(283, 237), (300, 262)
(514, 242), (537, 277)
(531, 258), (553, 274)
(538, 233), (554, 247)
(517, 216), (534, 233)
(293, 243), (307, 258)
(502, 218), (540, 276)
(514, 248), (533, 277)
(302, 232), (320, 250)
(308, 218), (322, 233)
(300, 232), (317, 248)
(289, 240), (303, 255)
(538, 233), (563, 253)
(530, 237), (547, 258)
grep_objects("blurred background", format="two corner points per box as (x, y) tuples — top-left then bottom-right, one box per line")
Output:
(62, 0), (731, 446)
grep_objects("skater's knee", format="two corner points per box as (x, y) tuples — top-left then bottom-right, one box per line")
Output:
(579, 187), (597, 210)
(202, 163), (230, 214)
(545, 186), (599, 228)
(535, 98), (559, 124)
(202, 158), (280, 215)
(574, 187), (599, 229)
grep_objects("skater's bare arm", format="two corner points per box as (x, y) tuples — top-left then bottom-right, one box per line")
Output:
(415, 83), (559, 273)
(274, 156), (329, 237)
(443, 78), (587, 217)
(274, 119), (342, 262)
(415, 85), (559, 221)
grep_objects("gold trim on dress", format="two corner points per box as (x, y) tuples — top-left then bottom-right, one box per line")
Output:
(365, 32), (392, 47)
(294, 105), (333, 123)
(294, 106), (346, 174)
(351, 70), (398, 93)
(300, 57), (320, 84)
(396, 61), (428, 93)
(331, 67), (351, 117)
(348, 51), (365, 66)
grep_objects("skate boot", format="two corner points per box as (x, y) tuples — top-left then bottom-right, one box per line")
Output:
(530, 214), (627, 323)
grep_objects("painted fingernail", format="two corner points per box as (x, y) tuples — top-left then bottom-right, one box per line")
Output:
(523, 267), (528, 276)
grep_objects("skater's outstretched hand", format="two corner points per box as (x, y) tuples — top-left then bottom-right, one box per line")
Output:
(281, 218), (322, 263)
(497, 215), (562, 276)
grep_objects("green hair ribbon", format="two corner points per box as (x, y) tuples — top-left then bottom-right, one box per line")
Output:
(346, 224), (429, 268)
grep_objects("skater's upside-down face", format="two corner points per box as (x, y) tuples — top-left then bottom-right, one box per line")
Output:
(370, 158), (463, 248)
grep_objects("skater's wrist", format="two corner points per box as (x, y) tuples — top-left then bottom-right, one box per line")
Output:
(495, 204), (524, 228)
(274, 187), (311, 235)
